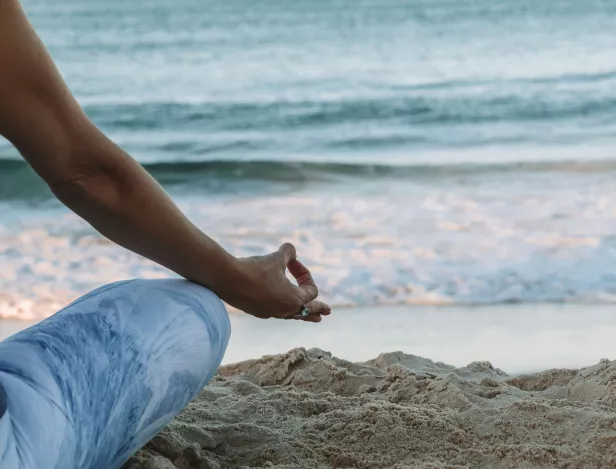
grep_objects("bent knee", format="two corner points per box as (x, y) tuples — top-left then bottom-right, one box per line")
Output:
(112, 278), (230, 342)
(57, 278), (230, 343)
(129, 278), (227, 315)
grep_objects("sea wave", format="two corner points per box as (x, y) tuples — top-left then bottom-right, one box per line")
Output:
(3, 156), (616, 200)
(84, 84), (616, 134)
(73, 76), (616, 158)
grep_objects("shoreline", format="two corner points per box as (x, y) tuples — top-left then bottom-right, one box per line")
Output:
(3, 303), (616, 374)
(225, 302), (616, 374)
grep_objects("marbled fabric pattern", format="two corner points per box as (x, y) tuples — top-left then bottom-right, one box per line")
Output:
(0, 279), (231, 469)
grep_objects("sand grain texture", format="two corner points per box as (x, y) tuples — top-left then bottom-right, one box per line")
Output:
(122, 348), (616, 469)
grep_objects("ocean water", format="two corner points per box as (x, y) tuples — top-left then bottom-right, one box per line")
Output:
(1, 0), (616, 319)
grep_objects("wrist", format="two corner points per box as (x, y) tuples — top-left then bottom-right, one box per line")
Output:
(194, 244), (242, 296)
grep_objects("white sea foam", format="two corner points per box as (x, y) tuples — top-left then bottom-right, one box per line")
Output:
(1, 169), (615, 320)
(3, 0), (616, 319)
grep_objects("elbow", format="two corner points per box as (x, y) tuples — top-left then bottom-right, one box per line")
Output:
(50, 168), (121, 215)
(49, 150), (127, 215)
(48, 128), (136, 212)
(45, 121), (151, 223)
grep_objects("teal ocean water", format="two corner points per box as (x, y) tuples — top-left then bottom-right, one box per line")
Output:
(1, 0), (616, 318)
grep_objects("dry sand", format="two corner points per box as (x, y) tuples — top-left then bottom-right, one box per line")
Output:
(123, 348), (616, 469)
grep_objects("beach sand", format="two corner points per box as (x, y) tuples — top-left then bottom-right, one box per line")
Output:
(4, 305), (616, 468)
(123, 346), (616, 469)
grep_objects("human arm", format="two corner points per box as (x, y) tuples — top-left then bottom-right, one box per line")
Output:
(0, 0), (330, 321)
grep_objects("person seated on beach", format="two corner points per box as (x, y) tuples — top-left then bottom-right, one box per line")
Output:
(0, 1), (331, 468)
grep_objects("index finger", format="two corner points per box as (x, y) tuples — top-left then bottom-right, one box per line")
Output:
(288, 259), (318, 302)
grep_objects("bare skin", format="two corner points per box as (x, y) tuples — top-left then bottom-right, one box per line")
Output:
(0, 0), (330, 322)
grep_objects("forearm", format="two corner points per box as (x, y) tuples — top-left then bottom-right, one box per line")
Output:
(0, 0), (242, 299)
(50, 122), (239, 294)
(0, 0), (329, 322)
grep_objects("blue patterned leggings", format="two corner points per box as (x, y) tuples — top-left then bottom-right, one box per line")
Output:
(0, 279), (231, 469)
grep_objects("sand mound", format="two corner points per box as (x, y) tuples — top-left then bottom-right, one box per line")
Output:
(122, 348), (616, 469)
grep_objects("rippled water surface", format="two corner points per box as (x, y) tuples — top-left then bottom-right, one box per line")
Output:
(1, 0), (616, 318)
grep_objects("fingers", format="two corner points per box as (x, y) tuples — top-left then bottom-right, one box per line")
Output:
(306, 300), (331, 316)
(292, 313), (322, 323)
(276, 243), (318, 303)
(288, 300), (331, 323)
(288, 259), (318, 303)
(277, 242), (322, 309)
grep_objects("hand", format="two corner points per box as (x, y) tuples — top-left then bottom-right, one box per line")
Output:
(217, 243), (331, 322)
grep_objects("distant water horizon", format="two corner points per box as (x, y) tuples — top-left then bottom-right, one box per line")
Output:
(1, 0), (616, 319)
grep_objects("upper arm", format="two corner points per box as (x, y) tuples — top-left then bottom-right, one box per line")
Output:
(0, 0), (94, 186)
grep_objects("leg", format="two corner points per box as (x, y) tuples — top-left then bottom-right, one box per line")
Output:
(0, 279), (231, 469)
